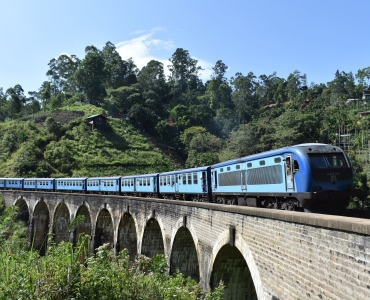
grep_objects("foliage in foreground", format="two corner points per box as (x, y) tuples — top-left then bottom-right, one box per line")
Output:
(0, 198), (224, 299)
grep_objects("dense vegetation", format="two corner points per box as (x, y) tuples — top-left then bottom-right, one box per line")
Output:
(0, 196), (224, 299)
(1, 42), (370, 208)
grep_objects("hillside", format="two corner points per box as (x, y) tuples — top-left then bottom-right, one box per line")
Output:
(0, 104), (179, 178)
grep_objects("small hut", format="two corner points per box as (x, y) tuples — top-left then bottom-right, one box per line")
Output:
(86, 114), (108, 131)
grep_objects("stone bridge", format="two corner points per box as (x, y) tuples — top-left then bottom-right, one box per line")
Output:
(2, 190), (370, 300)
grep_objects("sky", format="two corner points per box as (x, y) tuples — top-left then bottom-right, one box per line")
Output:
(1, 0), (370, 95)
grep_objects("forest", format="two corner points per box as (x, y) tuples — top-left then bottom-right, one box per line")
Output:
(1, 41), (370, 209)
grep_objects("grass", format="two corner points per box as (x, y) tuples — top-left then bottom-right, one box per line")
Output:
(0, 103), (176, 178)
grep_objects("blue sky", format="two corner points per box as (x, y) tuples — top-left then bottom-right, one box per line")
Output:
(1, 0), (369, 95)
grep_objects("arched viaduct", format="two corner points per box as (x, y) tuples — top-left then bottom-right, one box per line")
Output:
(2, 190), (370, 300)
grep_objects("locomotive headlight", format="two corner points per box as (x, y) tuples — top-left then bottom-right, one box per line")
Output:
(314, 186), (322, 191)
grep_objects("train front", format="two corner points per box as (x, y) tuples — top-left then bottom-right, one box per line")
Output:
(296, 144), (359, 214)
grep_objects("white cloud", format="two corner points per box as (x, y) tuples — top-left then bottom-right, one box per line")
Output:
(115, 30), (214, 82)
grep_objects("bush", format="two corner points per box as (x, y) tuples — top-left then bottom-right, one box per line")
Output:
(0, 203), (224, 299)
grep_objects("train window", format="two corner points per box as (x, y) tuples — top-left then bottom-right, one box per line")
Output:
(183, 174), (187, 185)
(308, 154), (327, 168)
(188, 173), (192, 184)
(220, 168), (223, 172)
(326, 154), (346, 168)
(247, 163), (252, 168)
(259, 160), (265, 166)
(143, 179), (147, 186)
(46, 182), (49, 186)
(293, 160), (299, 172)
(236, 165), (240, 170)
(73, 182), (76, 186)
(227, 167), (231, 171)
(160, 177), (163, 186)
(194, 173), (198, 184)
(148, 178), (151, 186)
(274, 157), (281, 163)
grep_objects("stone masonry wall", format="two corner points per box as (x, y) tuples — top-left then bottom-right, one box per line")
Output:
(2, 190), (370, 300)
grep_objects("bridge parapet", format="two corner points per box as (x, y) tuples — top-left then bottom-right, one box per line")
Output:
(2, 190), (370, 300)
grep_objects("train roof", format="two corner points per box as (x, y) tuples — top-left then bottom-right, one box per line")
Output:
(211, 143), (341, 168)
(56, 177), (88, 180)
(0, 178), (24, 180)
(87, 176), (121, 180)
(24, 178), (55, 180)
(121, 173), (159, 179)
(160, 166), (210, 175)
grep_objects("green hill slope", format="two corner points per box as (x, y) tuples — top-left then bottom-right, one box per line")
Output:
(0, 104), (177, 178)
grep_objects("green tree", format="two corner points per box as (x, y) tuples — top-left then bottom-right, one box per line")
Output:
(168, 48), (202, 97)
(74, 46), (107, 101)
(286, 70), (307, 103)
(46, 54), (80, 94)
(186, 132), (222, 167)
(39, 81), (51, 112)
(230, 72), (258, 123)
(6, 85), (26, 118)
(102, 41), (128, 89)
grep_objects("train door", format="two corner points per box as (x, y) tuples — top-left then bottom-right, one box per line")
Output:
(211, 170), (217, 191)
(285, 155), (294, 190)
(241, 164), (247, 190)
(175, 175), (179, 193)
(153, 177), (157, 193)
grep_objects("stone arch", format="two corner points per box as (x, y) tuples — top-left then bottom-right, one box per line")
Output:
(74, 205), (92, 247)
(141, 217), (165, 258)
(32, 200), (50, 255)
(117, 212), (138, 261)
(14, 196), (30, 225)
(53, 202), (71, 244)
(94, 208), (114, 250)
(208, 230), (263, 300)
(170, 226), (200, 281)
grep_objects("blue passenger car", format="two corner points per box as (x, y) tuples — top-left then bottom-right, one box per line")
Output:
(0, 178), (24, 190)
(120, 175), (136, 195)
(56, 178), (87, 192)
(86, 177), (120, 193)
(133, 173), (159, 197)
(159, 167), (211, 201)
(23, 178), (55, 191)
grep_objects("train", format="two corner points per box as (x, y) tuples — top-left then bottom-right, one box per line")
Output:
(0, 143), (360, 213)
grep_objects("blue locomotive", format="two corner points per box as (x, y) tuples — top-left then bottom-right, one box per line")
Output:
(0, 143), (359, 213)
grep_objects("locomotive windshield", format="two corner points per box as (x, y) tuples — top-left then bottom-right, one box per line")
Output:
(308, 153), (347, 169)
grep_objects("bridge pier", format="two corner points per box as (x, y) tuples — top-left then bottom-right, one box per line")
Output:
(3, 190), (370, 300)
